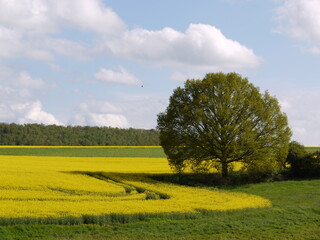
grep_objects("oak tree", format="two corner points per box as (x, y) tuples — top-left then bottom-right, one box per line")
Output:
(157, 72), (291, 177)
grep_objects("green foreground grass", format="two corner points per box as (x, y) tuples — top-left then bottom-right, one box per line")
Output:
(0, 179), (319, 240)
(0, 147), (319, 240)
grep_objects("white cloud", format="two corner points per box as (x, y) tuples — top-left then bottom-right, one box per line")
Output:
(43, 38), (90, 61)
(169, 71), (204, 82)
(71, 100), (130, 128)
(0, 1), (261, 70)
(12, 101), (63, 125)
(0, 65), (49, 90)
(0, 25), (54, 60)
(86, 113), (129, 128)
(279, 90), (320, 146)
(0, 85), (31, 102)
(0, 65), (60, 125)
(94, 67), (141, 85)
(0, 26), (23, 58)
(17, 72), (47, 88)
(0, 99), (64, 127)
(0, 103), (14, 120)
(0, 0), (125, 61)
(78, 100), (121, 114)
(116, 93), (168, 129)
(25, 48), (53, 61)
(105, 24), (261, 71)
(0, 0), (263, 129)
(275, 0), (320, 54)
(0, 0), (125, 35)
(224, 0), (252, 3)
(53, 0), (126, 35)
(0, 0), (56, 33)
(48, 62), (62, 72)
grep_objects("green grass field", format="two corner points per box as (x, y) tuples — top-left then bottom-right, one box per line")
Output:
(0, 147), (319, 240)
(305, 147), (320, 154)
(0, 146), (166, 158)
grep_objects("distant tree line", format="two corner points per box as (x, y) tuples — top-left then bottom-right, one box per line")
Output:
(0, 123), (160, 146)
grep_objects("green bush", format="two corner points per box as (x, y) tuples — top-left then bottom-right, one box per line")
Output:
(286, 141), (307, 165)
(286, 141), (320, 177)
(293, 151), (320, 177)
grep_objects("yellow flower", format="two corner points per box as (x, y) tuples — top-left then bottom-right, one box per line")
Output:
(0, 151), (270, 220)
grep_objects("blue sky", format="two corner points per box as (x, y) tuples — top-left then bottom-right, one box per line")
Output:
(0, 0), (320, 145)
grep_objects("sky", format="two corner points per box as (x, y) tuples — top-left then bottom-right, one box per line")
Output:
(0, 0), (320, 146)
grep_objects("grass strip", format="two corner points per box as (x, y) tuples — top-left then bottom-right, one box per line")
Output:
(0, 147), (166, 158)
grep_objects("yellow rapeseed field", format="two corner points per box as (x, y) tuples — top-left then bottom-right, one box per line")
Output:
(0, 152), (271, 220)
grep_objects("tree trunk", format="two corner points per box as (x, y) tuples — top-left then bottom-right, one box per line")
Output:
(221, 160), (228, 178)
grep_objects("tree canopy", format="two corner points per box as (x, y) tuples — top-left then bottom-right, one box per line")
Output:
(157, 72), (292, 177)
